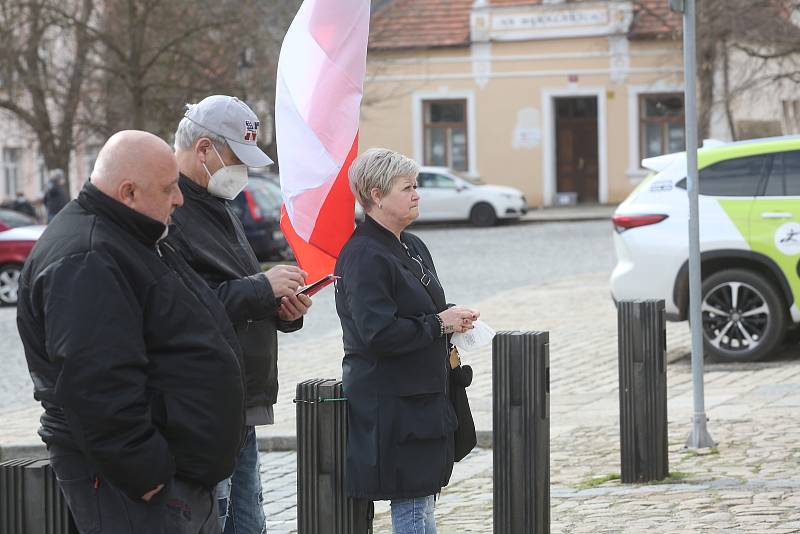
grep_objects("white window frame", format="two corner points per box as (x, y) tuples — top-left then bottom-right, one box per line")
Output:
(627, 82), (684, 183)
(412, 89), (478, 177)
(3, 147), (20, 197)
(541, 86), (607, 206)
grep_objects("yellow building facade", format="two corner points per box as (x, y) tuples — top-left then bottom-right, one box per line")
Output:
(361, 0), (685, 207)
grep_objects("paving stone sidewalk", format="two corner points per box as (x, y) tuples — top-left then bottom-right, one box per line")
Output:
(3, 272), (800, 532)
(253, 273), (799, 532)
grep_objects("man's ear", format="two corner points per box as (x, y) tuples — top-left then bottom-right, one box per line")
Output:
(118, 180), (136, 206)
(194, 138), (212, 164)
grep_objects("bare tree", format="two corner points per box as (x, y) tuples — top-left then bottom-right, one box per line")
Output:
(634, 0), (800, 142)
(0, 0), (94, 190)
(81, 0), (288, 140)
(240, 0), (302, 166)
(0, 0), (303, 187)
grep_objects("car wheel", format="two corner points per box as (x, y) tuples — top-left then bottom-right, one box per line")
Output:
(700, 269), (787, 362)
(0, 263), (22, 306)
(469, 203), (497, 227)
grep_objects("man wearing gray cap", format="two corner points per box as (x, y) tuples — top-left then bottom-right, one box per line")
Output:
(168, 95), (311, 533)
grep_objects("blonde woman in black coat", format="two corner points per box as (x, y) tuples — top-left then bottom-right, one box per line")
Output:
(334, 148), (479, 534)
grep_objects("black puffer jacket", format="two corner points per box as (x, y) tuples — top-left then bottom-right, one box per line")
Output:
(334, 216), (456, 500)
(167, 175), (301, 411)
(16, 183), (245, 500)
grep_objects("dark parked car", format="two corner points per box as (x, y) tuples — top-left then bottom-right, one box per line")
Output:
(0, 208), (37, 231)
(230, 173), (293, 262)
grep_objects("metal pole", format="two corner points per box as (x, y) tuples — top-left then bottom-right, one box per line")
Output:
(680, 0), (715, 449)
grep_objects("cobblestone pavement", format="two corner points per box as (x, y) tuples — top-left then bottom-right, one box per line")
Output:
(0, 220), (615, 410)
(253, 273), (799, 533)
(2, 217), (800, 532)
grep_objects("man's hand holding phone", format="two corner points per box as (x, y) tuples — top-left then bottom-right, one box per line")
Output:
(265, 265), (307, 299)
(296, 274), (339, 297)
(273, 273), (338, 322)
(277, 292), (312, 322)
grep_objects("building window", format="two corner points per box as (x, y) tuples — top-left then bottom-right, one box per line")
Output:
(3, 147), (20, 197)
(782, 100), (800, 134)
(423, 100), (468, 171)
(640, 94), (685, 159)
(38, 155), (48, 192)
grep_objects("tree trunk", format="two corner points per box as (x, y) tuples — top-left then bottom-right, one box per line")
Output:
(695, 0), (717, 143)
(721, 39), (737, 141)
(697, 39), (717, 142)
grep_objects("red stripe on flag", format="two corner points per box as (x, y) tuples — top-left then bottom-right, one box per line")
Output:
(308, 134), (358, 256)
(280, 134), (358, 283)
(280, 205), (337, 283)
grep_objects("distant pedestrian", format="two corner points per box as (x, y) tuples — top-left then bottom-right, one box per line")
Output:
(11, 191), (36, 219)
(334, 148), (480, 534)
(17, 130), (245, 534)
(43, 169), (69, 222)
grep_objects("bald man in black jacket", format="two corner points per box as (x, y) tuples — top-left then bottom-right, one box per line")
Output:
(17, 130), (244, 534)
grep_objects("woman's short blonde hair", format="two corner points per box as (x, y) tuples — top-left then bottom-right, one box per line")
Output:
(349, 148), (419, 210)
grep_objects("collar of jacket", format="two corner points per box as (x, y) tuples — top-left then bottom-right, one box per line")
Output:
(361, 214), (407, 249)
(78, 182), (167, 247)
(361, 215), (447, 310)
(178, 172), (226, 204)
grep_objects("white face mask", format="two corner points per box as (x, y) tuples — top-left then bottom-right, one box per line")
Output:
(203, 144), (248, 200)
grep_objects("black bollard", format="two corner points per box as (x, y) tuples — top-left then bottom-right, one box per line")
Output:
(618, 300), (669, 483)
(295, 378), (373, 534)
(493, 331), (550, 534)
(0, 457), (76, 534)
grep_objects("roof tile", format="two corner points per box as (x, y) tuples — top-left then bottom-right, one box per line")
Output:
(629, 0), (681, 40)
(370, 0), (473, 51)
(369, 0), (679, 51)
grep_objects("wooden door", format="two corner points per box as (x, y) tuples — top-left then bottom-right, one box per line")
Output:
(555, 97), (599, 203)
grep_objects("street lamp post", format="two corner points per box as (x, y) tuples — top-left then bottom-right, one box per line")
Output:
(670, 0), (715, 449)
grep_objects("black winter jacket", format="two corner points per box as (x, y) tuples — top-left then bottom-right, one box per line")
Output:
(16, 183), (245, 500)
(334, 216), (456, 500)
(167, 175), (301, 412)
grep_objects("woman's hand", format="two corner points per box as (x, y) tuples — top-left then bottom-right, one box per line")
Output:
(438, 306), (480, 334)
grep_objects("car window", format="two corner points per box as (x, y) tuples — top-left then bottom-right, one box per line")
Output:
(0, 209), (35, 228)
(691, 154), (769, 196)
(763, 150), (800, 196)
(423, 174), (458, 189)
(417, 173), (434, 188)
(248, 180), (283, 212)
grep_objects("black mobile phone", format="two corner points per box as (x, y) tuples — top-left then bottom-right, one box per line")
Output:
(296, 274), (339, 297)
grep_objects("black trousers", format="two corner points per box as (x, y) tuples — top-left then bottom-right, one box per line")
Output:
(49, 445), (220, 534)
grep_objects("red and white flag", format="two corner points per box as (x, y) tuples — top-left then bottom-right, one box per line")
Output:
(275, 0), (370, 282)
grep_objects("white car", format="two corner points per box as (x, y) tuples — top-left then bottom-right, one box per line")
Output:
(610, 135), (800, 362)
(356, 167), (528, 226)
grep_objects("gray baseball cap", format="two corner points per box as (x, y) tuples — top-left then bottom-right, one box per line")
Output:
(184, 95), (273, 167)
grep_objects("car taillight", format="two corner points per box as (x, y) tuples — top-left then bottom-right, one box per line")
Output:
(612, 214), (668, 233)
(244, 191), (263, 221)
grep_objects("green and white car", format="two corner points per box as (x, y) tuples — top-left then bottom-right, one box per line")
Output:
(611, 135), (800, 362)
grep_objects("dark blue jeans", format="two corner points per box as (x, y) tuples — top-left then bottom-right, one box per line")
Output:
(49, 445), (219, 534)
(216, 426), (266, 534)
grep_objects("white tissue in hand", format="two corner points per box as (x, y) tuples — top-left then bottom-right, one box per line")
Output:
(451, 320), (496, 352)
